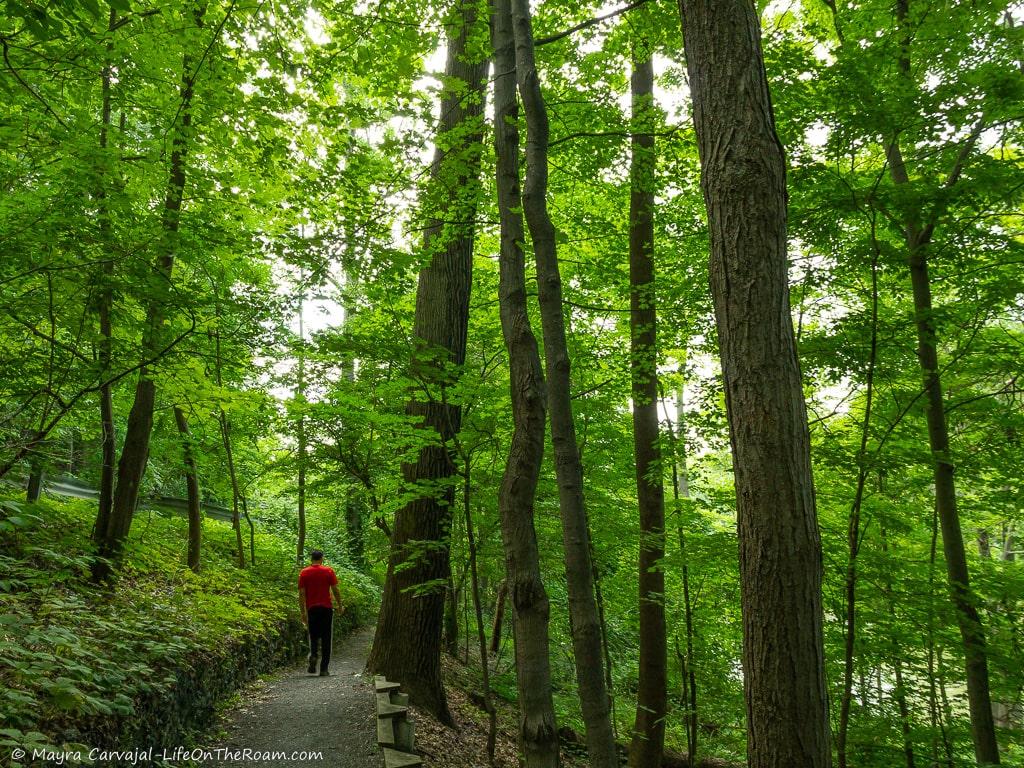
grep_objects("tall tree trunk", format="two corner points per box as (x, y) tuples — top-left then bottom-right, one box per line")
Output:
(880, 4), (1000, 760)
(220, 412), (245, 568)
(174, 406), (202, 572)
(509, 2), (617, 765)
(626, 45), (666, 768)
(214, 308), (245, 568)
(296, 278), (307, 566)
(462, 461), (498, 762)
(677, 2), (832, 766)
(491, 1), (559, 763)
(882, 521), (917, 768)
(903, 230), (1000, 765)
(366, 0), (487, 723)
(340, 236), (366, 568)
(98, 5), (205, 574)
(838, 233), (880, 768)
(666, 377), (698, 764)
(93, 8), (118, 548)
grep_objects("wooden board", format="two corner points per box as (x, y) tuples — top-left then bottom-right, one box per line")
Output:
(383, 748), (423, 768)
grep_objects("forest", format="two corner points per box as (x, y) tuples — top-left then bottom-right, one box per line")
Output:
(1, 0), (1022, 766)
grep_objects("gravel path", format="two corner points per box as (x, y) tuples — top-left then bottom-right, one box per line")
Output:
(205, 624), (378, 768)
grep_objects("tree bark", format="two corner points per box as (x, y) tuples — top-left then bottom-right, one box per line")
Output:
(491, 0), (559, 763)
(509, 2), (617, 764)
(677, 2), (832, 766)
(174, 406), (202, 572)
(489, 3), (561, 765)
(98, 5), (205, 574)
(626, 46), (666, 768)
(366, 0), (487, 724)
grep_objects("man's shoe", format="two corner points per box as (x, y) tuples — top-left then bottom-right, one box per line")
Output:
(319, 670), (331, 677)
(307, 655), (317, 674)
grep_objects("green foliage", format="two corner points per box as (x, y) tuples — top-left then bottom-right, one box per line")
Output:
(0, 494), (376, 760)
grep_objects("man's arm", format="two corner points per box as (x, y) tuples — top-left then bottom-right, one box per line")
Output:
(299, 587), (308, 625)
(331, 584), (343, 612)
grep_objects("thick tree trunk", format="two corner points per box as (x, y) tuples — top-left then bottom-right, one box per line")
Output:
(491, 1), (559, 763)
(677, 2), (832, 766)
(174, 406), (202, 572)
(366, 0), (487, 724)
(99, 7), (204, 573)
(509, 2), (617, 764)
(626, 47), (666, 768)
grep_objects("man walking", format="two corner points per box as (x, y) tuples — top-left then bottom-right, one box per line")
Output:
(299, 549), (343, 676)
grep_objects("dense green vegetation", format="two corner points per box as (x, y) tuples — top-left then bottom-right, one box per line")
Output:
(0, 494), (377, 761)
(1, 0), (1022, 766)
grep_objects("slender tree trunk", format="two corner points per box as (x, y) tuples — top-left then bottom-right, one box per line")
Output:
(296, 280), (307, 565)
(340, 238), (366, 568)
(93, 8), (118, 548)
(241, 494), (256, 565)
(462, 462), (497, 762)
(366, 0), (487, 723)
(885, 175), (1001, 764)
(491, 1), (559, 762)
(677, 2), (831, 765)
(508, 2), (616, 764)
(838, 236), (880, 768)
(220, 412), (245, 568)
(881, 5), (999, 760)
(214, 311), (245, 568)
(174, 406), (202, 571)
(445, 573), (460, 657)
(626, 45), (666, 768)
(879, 513), (917, 768)
(99, 5), (205, 574)
(667, 378), (698, 764)
(489, 579), (507, 656)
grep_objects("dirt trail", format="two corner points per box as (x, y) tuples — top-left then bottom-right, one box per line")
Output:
(203, 624), (378, 767)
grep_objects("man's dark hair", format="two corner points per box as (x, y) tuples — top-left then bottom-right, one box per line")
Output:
(310, 549), (324, 561)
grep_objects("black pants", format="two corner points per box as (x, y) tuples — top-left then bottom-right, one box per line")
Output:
(307, 606), (333, 673)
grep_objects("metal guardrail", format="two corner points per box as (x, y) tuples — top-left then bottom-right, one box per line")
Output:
(4, 473), (254, 523)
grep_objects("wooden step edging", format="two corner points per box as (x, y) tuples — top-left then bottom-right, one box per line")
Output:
(374, 675), (422, 767)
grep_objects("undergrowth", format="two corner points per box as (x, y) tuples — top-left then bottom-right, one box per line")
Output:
(0, 494), (378, 765)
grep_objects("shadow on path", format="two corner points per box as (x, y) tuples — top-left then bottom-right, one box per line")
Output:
(205, 623), (378, 767)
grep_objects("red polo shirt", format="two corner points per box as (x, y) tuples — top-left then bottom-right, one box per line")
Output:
(298, 564), (338, 609)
